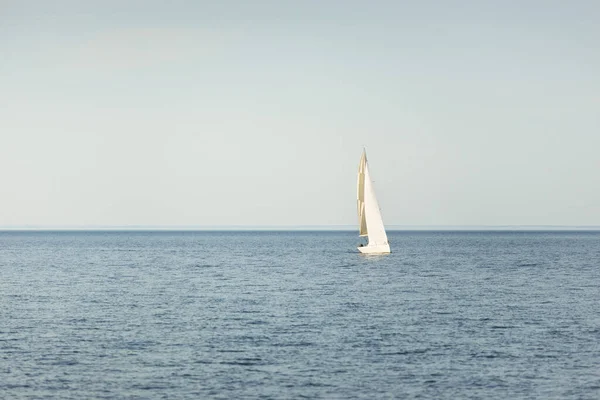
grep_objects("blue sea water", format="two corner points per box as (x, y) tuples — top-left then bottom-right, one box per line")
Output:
(1, 230), (599, 399)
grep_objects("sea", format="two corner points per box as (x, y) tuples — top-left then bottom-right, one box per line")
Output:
(1, 230), (599, 399)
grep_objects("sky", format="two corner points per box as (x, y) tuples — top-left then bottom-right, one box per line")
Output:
(1, 0), (599, 228)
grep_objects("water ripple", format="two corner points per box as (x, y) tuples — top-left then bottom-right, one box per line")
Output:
(1, 230), (599, 399)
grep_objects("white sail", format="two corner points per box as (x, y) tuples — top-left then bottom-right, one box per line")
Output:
(357, 151), (368, 237)
(357, 150), (390, 254)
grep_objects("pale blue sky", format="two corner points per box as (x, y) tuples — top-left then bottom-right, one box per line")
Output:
(1, 0), (599, 227)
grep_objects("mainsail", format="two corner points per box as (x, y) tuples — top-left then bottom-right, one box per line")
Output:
(357, 151), (368, 237)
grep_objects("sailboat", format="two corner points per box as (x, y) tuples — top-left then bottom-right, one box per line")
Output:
(357, 149), (391, 254)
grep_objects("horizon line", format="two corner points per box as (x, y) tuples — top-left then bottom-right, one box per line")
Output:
(1, 224), (600, 231)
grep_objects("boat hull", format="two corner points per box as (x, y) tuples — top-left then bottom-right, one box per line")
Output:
(357, 244), (391, 254)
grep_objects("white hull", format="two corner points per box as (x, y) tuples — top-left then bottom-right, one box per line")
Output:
(357, 244), (390, 254)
